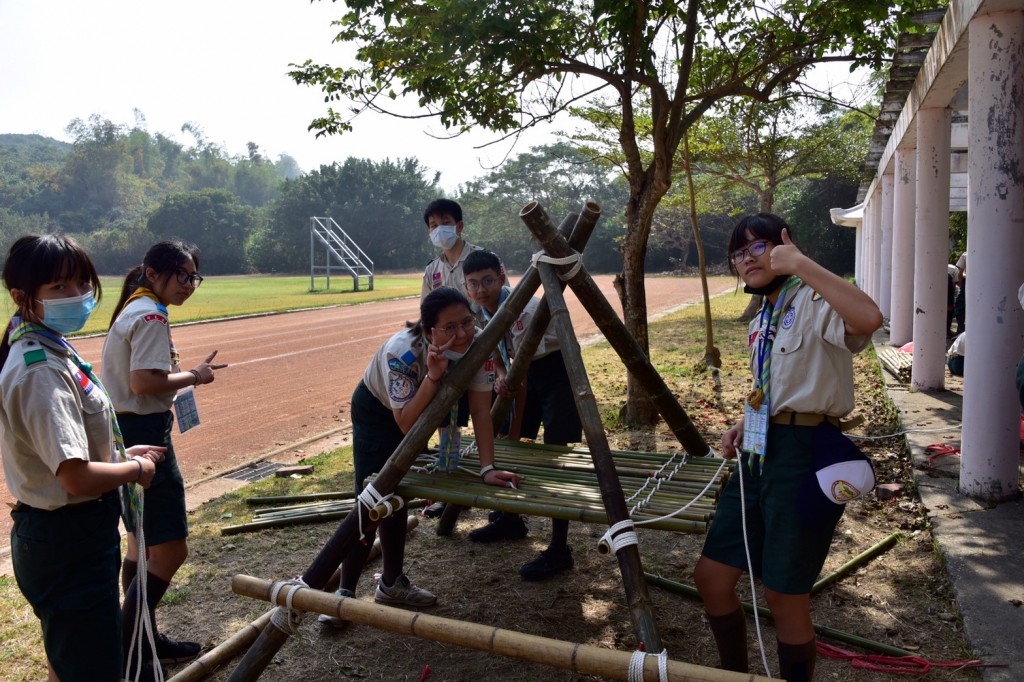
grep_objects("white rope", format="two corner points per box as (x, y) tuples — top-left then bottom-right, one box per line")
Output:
(268, 579), (308, 635)
(530, 250), (583, 280)
(632, 455), (729, 527)
(357, 482), (392, 542)
(599, 519), (639, 555)
(627, 648), (669, 682)
(124, 490), (163, 682)
(737, 451), (772, 678)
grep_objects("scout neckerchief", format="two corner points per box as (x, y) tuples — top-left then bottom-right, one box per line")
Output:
(122, 287), (179, 365)
(745, 276), (802, 467)
(8, 317), (141, 531)
(480, 286), (511, 369)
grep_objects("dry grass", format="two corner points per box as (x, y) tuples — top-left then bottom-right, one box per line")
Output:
(0, 290), (980, 681)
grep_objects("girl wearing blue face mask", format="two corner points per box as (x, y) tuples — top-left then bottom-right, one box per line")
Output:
(102, 241), (226, 671)
(0, 234), (165, 682)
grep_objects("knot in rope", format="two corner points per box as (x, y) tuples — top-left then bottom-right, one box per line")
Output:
(269, 578), (308, 635)
(530, 250), (583, 280)
(357, 482), (394, 542)
(599, 519), (639, 555)
(627, 648), (669, 682)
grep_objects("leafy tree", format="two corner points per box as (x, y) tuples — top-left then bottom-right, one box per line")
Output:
(147, 189), (258, 274)
(290, 0), (936, 423)
(250, 157), (439, 273)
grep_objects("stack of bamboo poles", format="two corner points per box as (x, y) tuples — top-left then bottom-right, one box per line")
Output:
(371, 438), (732, 534)
(221, 491), (428, 535)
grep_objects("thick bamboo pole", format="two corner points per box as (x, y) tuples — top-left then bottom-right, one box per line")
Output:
(643, 573), (915, 658)
(227, 227), (551, 682)
(534, 248), (662, 652)
(232, 574), (771, 682)
(811, 532), (902, 595)
(520, 201), (710, 457)
(168, 610), (272, 682)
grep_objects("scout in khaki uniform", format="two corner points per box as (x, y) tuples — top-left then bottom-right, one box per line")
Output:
(1, 234), (161, 682)
(694, 214), (883, 681)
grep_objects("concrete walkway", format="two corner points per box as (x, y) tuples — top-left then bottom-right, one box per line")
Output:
(878, 336), (1024, 681)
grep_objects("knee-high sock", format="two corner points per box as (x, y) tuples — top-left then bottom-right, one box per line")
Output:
(121, 558), (138, 596)
(550, 518), (569, 549)
(122, 572), (171, 661)
(777, 638), (816, 681)
(706, 608), (749, 673)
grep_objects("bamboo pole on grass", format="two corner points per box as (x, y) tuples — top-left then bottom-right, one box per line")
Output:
(168, 610), (272, 682)
(520, 201), (710, 457)
(534, 240), (663, 652)
(232, 574), (771, 682)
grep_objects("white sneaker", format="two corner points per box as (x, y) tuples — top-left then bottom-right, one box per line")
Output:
(317, 588), (355, 630)
(374, 574), (436, 607)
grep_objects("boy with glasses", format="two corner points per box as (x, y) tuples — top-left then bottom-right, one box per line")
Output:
(462, 250), (582, 581)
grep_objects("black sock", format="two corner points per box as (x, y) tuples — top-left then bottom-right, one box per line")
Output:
(123, 572), (171, 662)
(706, 608), (749, 673)
(777, 638), (816, 681)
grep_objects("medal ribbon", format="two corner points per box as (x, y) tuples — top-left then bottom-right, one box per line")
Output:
(9, 317), (140, 531)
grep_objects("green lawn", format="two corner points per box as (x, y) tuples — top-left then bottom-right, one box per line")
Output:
(0, 275), (422, 336)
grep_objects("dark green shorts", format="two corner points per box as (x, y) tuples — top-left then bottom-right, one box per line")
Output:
(117, 411), (188, 546)
(701, 423), (842, 594)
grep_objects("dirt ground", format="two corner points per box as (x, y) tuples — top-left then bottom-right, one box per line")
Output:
(156, 339), (980, 681)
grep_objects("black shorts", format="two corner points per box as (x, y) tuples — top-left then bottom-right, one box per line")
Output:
(117, 411), (188, 546)
(351, 381), (406, 495)
(521, 351), (583, 445)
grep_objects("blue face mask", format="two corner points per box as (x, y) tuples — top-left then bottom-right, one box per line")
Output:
(41, 290), (97, 334)
(429, 224), (459, 250)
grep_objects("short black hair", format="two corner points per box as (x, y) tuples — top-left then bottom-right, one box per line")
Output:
(463, 250), (502, 277)
(423, 198), (463, 226)
(727, 213), (794, 275)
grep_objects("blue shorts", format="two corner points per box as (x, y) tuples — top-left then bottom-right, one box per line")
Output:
(117, 411), (188, 545)
(11, 492), (123, 681)
(700, 423), (842, 594)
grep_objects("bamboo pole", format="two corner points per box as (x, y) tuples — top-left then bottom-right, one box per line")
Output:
(520, 201), (710, 457)
(246, 491), (356, 506)
(643, 573), (916, 658)
(232, 574), (771, 682)
(168, 610), (272, 682)
(811, 532), (902, 595)
(534, 251), (662, 651)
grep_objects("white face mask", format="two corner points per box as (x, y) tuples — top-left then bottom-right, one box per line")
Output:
(429, 224), (459, 250)
(443, 348), (466, 362)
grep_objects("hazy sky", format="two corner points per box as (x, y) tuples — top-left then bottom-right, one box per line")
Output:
(0, 0), (558, 192)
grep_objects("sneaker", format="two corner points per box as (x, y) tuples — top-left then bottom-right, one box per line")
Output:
(317, 588), (355, 630)
(487, 508), (502, 522)
(154, 632), (201, 664)
(468, 512), (528, 543)
(374, 574), (437, 607)
(423, 501), (447, 519)
(519, 546), (574, 581)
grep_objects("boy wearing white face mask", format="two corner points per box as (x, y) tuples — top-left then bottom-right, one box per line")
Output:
(421, 198), (485, 300)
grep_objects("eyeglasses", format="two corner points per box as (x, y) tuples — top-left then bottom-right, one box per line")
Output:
(465, 277), (498, 292)
(434, 316), (476, 337)
(175, 269), (204, 288)
(729, 240), (769, 265)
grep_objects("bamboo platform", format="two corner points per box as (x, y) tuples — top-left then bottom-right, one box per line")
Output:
(369, 438), (732, 534)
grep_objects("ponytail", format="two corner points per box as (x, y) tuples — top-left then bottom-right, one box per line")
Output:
(109, 265), (146, 329)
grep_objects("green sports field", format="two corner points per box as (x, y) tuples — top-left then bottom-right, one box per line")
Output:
(0, 274), (422, 337)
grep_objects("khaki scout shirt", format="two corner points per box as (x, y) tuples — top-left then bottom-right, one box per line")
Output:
(748, 284), (870, 418)
(363, 328), (496, 410)
(0, 334), (115, 509)
(421, 241), (484, 299)
(102, 297), (180, 414)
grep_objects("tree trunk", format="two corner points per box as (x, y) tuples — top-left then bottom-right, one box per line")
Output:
(683, 133), (720, 370)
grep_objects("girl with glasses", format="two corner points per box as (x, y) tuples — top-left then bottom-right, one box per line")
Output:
(101, 241), (227, 671)
(319, 286), (518, 626)
(0, 234), (164, 682)
(694, 213), (882, 680)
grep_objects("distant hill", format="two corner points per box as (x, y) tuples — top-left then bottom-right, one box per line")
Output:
(0, 133), (71, 173)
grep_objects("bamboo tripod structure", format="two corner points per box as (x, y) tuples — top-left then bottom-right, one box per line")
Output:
(226, 202), (715, 681)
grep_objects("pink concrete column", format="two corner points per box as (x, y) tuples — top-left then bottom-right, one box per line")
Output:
(890, 148), (916, 345)
(911, 107), (951, 390)
(878, 174), (895, 319)
(961, 10), (1024, 500)
(870, 186), (884, 305)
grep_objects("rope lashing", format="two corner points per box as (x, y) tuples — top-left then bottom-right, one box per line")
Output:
(625, 452), (687, 513)
(598, 519), (639, 555)
(632, 455), (729, 527)
(269, 578), (308, 635)
(627, 648), (669, 682)
(530, 250), (583, 280)
(357, 482), (395, 542)
(367, 494), (406, 522)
